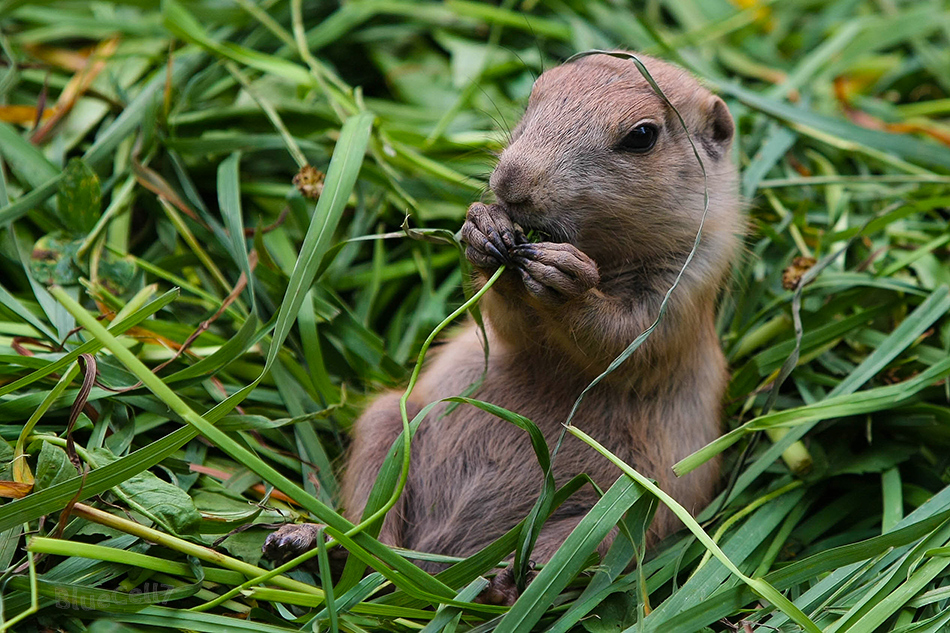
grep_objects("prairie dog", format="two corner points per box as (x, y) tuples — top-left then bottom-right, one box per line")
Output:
(265, 52), (741, 603)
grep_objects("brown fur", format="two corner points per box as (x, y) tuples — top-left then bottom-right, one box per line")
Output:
(267, 52), (741, 596)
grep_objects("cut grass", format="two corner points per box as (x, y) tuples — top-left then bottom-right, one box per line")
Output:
(1, 0), (950, 631)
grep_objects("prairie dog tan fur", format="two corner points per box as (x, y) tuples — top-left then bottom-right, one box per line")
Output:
(265, 52), (741, 603)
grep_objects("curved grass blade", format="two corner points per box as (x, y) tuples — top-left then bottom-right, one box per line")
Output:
(49, 286), (456, 602)
(662, 507), (950, 632)
(545, 494), (657, 633)
(82, 51), (207, 170)
(446, 396), (555, 591)
(495, 477), (645, 633)
(420, 576), (489, 633)
(431, 474), (596, 594)
(644, 487), (806, 631)
(0, 426), (198, 534)
(558, 50), (712, 431)
(7, 576), (200, 614)
(677, 284), (950, 477)
(266, 111), (374, 367)
(0, 121), (59, 188)
(335, 399), (443, 592)
(712, 80), (950, 170)
(825, 519), (950, 633)
(0, 288), (179, 398)
(0, 283), (58, 344)
(0, 177), (61, 227)
(154, 110), (373, 444)
(86, 605), (297, 632)
(316, 527), (339, 633)
(164, 0), (313, 87)
(567, 426), (821, 633)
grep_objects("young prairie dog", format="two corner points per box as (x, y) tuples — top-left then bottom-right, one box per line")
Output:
(265, 52), (741, 603)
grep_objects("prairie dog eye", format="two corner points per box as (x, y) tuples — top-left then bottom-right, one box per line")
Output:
(616, 123), (658, 153)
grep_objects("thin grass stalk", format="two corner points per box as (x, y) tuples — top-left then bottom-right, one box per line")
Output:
(352, 265), (504, 535)
(69, 503), (321, 595)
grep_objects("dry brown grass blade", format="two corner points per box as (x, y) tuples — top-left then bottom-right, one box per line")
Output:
(132, 159), (207, 226)
(189, 464), (301, 505)
(0, 105), (57, 125)
(0, 482), (34, 499)
(22, 42), (95, 72)
(31, 38), (120, 144)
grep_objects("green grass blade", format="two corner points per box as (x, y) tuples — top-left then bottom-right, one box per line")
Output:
(266, 111), (374, 367)
(568, 426), (821, 633)
(495, 477), (645, 633)
(0, 289), (179, 398)
(713, 80), (950, 170)
(0, 121), (59, 187)
(49, 285), (456, 601)
(217, 151), (254, 307)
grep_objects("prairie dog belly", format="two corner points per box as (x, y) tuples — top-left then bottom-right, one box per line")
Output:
(403, 324), (649, 557)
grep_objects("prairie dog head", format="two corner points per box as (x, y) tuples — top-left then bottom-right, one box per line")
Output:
(490, 52), (740, 284)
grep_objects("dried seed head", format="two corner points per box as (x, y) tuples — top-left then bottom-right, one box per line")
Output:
(294, 164), (325, 200)
(782, 256), (817, 290)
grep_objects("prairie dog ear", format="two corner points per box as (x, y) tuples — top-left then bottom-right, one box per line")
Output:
(702, 95), (734, 157)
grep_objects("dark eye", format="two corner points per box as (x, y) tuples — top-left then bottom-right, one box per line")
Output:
(616, 123), (658, 153)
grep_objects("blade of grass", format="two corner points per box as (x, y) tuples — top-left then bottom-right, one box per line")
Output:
(217, 151), (255, 307)
(49, 285), (457, 601)
(496, 477), (645, 633)
(567, 425), (821, 633)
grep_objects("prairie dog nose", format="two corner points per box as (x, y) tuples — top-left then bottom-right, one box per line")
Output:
(489, 156), (539, 205)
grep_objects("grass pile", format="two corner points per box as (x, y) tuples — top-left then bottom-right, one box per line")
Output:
(1, 0), (950, 631)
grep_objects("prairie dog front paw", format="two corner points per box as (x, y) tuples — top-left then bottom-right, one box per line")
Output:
(461, 202), (521, 272)
(511, 242), (599, 304)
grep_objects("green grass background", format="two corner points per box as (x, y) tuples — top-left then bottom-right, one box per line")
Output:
(1, 0), (950, 631)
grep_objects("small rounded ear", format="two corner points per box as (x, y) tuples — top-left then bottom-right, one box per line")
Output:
(704, 96), (734, 153)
